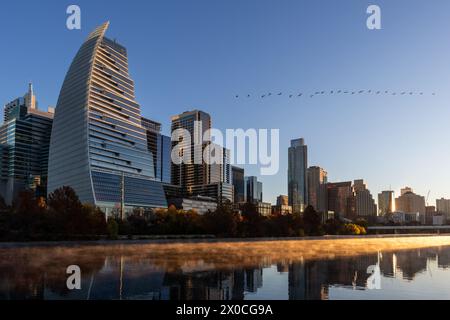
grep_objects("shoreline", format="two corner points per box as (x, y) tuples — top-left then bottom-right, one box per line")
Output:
(1, 233), (450, 248)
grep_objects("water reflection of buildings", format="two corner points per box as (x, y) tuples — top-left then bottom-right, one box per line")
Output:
(2, 246), (450, 300)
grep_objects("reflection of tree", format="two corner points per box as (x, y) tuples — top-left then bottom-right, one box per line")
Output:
(0, 249), (105, 299)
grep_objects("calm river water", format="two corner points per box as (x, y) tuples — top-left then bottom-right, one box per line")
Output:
(1, 236), (450, 300)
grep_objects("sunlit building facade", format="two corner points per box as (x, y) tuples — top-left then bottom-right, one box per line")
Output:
(353, 179), (377, 219)
(169, 109), (233, 203)
(436, 198), (450, 220)
(47, 22), (167, 214)
(378, 190), (395, 216)
(307, 166), (328, 212)
(395, 188), (426, 223)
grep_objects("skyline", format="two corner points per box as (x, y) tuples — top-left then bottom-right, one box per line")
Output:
(1, 1), (450, 204)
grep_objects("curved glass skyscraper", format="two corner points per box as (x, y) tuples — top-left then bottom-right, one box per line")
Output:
(48, 22), (167, 213)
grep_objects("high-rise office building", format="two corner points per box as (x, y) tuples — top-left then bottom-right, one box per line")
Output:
(436, 198), (450, 219)
(0, 84), (54, 204)
(326, 181), (354, 219)
(4, 83), (38, 122)
(288, 138), (308, 213)
(395, 188), (426, 215)
(170, 109), (233, 203)
(276, 195), (289, 206)
(307, 166), (327, 212)
(232, 166), (245, 204)
(353, 179), (377, 219)
(378, 190), (395, 216)
(245, 176), (263, 203)
(141, 117), (171, 184)
(210, 145), (231, 184)
(171, 110), (211, 187)
(47, 22), (167, 215)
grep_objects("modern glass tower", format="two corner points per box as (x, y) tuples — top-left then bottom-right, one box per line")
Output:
(48, 22), (167, 214)
(0, 84), (54, 204)
(288, 138), (308, 213)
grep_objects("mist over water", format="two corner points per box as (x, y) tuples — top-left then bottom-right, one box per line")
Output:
(1, 236), (450, 300)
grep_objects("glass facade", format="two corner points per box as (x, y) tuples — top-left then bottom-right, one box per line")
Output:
(0, 86), (53, 204)
(245, 176), (263, 203)
(288, 138), (308, 213)
(141, 117), (171, 184)
(232, 166), (245, 204)
(48, 22), (167, 211)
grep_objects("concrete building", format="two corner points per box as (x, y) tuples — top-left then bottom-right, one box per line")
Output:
(276, 195), (289, 206)
(288, 138), (308, 213)
(272, 204), (292, 215)
(47, 22), (167, 216)
(395, 188), (426, 224)
(353, 180), (377, 220)
(0, 84), (54, 204)
(436, 198), (450, 221)
(325, 181), (354, 219)
(256, 202), (272, 217)
(307, 166), (327, 212)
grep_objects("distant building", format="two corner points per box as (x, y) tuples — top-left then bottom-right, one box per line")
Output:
(276, 195), (289, 206)
(0, 83), (54, 204)
(288, 138), (308, 213)
(436, 198), (450, 221)
(307, 166), (327, 212)
(391, 212), (420, 224)
(353, 180), (377, 220)
(168, 197), (217, 215)
(401, 187), (413, 196)
(209, 145), (231, 185)
(326, 181), (354, 219)
(232, 166), (245, 204)
(141, 117), (171, 184)
(256, 202), (272, 217)
(395, 188), (426, 224)
(272, 204), (292, 215)
(378, 190), (395, 216)
(245, 176), (263, 203)
(425, 206), (437, 225)
(169, 109), (233, 204)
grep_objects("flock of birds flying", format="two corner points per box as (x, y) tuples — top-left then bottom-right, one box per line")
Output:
(234, 90), (436, 99)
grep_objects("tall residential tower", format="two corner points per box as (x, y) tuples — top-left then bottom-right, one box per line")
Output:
(288, 138), (308, 213)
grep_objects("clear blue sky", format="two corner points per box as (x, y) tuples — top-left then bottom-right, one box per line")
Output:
(1, 0), (449, 205)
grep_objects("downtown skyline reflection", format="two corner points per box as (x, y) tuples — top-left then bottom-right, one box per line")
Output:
(2, 237), (450, 300)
